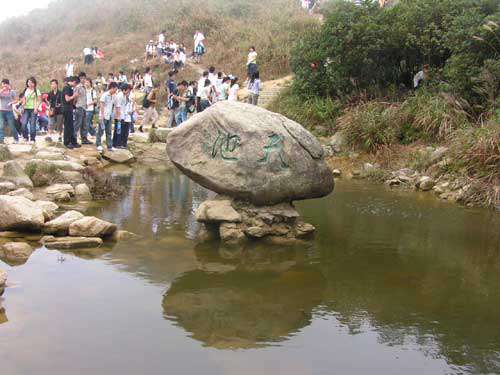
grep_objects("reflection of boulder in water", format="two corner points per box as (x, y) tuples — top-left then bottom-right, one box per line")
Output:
(163, 267), (325, 349)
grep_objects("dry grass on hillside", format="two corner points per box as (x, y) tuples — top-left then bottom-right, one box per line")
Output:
(0, 0), (315, 90)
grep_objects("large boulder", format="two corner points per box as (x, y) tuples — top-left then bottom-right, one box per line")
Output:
(0, 268), (6, 289)
(74, 184), (92, 200)
(0, 242), (33, 263)
(43, 210), (84, 235)
(68, 216), (117, 238)
(0, 195), (45, 231)
(1, 161), (33, 188)
(167, 102), (334, 205)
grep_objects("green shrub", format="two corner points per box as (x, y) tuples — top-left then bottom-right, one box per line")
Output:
(291, 0), (499, 107)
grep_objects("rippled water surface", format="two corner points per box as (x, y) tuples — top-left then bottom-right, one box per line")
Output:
(1, 169), (499, 375)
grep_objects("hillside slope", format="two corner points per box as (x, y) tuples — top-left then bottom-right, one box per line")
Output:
(0, 0), (316, 87)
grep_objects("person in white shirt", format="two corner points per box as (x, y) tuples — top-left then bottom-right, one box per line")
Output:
(84, 78), (97, 138)
(193, 30), (206, 63)
(228, 77), (240, 102)
(144, 68), (153, 94)
(196, 71), (209, 112)
(97, 82), (120, 151)
(158, 30), (166, 44)
(118, 71), (128, 84)
(112, 83), (130, 148)
(414, 64), (429, 89)
(247, 47), (258, 80)
(65, 59), (75, 78)
(83, 47), (94, 65)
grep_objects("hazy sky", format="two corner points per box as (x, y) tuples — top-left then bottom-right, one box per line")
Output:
(0, 0), (53, 22)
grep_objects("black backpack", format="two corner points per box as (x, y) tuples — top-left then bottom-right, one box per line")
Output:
(142, 93), (151, 109)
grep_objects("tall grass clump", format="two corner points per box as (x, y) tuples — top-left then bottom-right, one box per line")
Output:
(449, 126), (500, 183)
(397, 91), (472, 141)
(268, 89), (343, 135)
(337, 102), (399, 152)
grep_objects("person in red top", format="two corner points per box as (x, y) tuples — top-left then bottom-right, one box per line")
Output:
(38, 93), (49, 132)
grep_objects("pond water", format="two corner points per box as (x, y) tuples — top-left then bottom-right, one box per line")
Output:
(1, 169), (499, 375)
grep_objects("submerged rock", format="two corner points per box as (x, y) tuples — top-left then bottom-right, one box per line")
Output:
(416, 176), (435, 191)
(0, 242), (33, 263)
(0, 196), (45, 231)
(167, 101), (333, 206)
(110, 230), (142, 242)
(43, 211), (84, 235)
(195, 199), (242, 223)
(40, 235), (103, 249)
(74, 183), (92, 201)
(68, 216), (117, 238)
(45, 184), (75, 202)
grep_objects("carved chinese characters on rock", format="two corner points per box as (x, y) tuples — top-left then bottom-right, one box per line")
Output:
(203, 128), (289, 170)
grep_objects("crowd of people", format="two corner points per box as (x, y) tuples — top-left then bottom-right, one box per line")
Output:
(0, 30), (262, 151)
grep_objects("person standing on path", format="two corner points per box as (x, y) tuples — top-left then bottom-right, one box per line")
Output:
(84, 78), (97, 138)
(20, 77), (41, 144)
(112, 83), (128, 148)
(73, 77), (89, 144)
(144, 67), (153, 94)
(62, 77), (80, 149)
(48, 79), (63, 142)
(247, 47), (258, 81)
(166, 70), (177, 128)
(0, 79), (19, 144)
(228, 77), (240, 102)
(247, 71), (261, 106)
(97, 82), (120, 152)
(140, 82), (159, 132)
(193, 30), (206, 63)
(120, 85), (134, 148)
(83, 47), (94, 65)
(196, 71), (209, 112)
(173, 81), (190, 126)
(65, 59), (75, 78)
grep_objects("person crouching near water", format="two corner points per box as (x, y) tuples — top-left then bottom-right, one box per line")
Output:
(97, 82), (120, 152)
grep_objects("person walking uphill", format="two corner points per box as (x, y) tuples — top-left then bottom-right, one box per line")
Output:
(140, 82), (159, 132)
(0, 79), (19, 144)
(247, 47), (258, 80)
(62, 77), (80, 149)
(21, 77), (41, 144)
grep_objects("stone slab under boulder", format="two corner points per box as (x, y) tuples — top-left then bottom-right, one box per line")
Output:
(167, 101), (334, 206)
(195, 197), (315, 245)
(68, 216), (117, 238)
(0, 195), (45, 231)
(74, 184), (92, 201)
(40, 235), (103, 249)
(0, 242), (34, 264)
(43, 210), (84, 235)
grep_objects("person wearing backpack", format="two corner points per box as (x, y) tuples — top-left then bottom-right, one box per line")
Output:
(140, 82), (159, 132)
(166, 70), (177, 128)
(172, 81), (190, 126)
